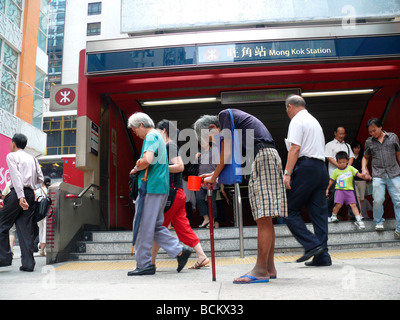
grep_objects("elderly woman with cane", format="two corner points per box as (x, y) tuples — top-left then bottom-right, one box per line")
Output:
(127, 112), (191, 276)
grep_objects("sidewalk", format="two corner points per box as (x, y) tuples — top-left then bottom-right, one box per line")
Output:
(1, 246), (399, 300)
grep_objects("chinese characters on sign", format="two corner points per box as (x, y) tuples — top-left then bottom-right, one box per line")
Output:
(198, 40), (337, 64)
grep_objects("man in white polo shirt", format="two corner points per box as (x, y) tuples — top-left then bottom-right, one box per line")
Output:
(284, 95), (331, 267)
(325, 126), (355, 220)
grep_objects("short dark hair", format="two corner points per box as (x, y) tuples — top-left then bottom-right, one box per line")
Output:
(366, 118), (382, 129)
(156, 119), (179, 139)
(12, 133), (27, 149)
(334, 125), (346, 133)
(44, 176), (51, 187)
(336, 151), (349, 160)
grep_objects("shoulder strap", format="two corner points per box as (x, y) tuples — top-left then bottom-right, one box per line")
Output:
(228, 109), (235, 131)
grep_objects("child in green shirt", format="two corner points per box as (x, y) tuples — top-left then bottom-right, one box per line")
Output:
(326, 151), (368, 229)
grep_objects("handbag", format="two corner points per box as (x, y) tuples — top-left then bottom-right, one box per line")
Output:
(164, 174), (177, 212)
(32, 187), (52, 224)
(218, 109), (243, 185)
(129, 172), (139, 201)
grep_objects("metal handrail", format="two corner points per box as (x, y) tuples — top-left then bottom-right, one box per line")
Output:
(234, 183), (244, 258)
(65, 184), (101, 209)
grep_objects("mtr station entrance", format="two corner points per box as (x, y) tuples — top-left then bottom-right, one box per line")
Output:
(71, 22), (400, 234)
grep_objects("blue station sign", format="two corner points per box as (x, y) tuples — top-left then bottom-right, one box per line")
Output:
(86, 35), (400, 74)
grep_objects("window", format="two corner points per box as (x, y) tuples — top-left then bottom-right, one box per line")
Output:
(88, 2), (101, 15)
(43, 116), (77, 155)
(87, 22), (101, 36)
(5, 0), (23, 29)
(0, 40), (19, 113)
(32, 69), (45, 129)
(38, 0), (50, 52)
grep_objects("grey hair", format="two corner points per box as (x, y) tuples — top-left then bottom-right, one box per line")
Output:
(285, 94), (306, 108)
(127, 112), (154, 129)
(193, 115), (219, 140)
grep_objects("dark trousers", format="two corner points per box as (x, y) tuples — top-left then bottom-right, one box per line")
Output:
(0, 188), (35, 269)
(284, 158), (331, 263)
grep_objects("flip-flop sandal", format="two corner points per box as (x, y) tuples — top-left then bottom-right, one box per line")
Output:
(188, 258), (210, 269)
(233, 275), (270, 284)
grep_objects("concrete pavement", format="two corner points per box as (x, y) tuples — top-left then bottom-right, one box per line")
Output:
(1, 246), (399, 301)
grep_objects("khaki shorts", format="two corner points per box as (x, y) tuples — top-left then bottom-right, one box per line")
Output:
(248, 148), (288, 220)
(354, 180), (367, 200)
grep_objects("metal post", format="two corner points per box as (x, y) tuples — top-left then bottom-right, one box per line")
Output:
(207, 188), (216, 281)
(234, 183), (244, 258)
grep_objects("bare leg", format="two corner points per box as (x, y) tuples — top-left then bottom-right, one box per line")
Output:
(234, 217), (274, 282)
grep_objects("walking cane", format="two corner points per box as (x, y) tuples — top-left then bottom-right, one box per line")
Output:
(207, 188), (216, 281)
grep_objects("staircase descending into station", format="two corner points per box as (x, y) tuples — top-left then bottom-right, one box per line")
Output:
(70, 219), (400, 261)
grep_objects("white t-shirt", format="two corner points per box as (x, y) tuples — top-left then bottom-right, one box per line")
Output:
(285, 109), (326, 161)
(325, 138), (355, 176)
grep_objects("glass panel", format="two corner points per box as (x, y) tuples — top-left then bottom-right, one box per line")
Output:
(33, 94), (43, 112)
(38, 31), (47, 52)
(39, 11), (48, 33)
(3, 43), (18, 72)
(40, 0), (49, 15)
(63, 130), (76, 146)
(87, 22), (101, 36)
(12, 0), (23, 8)
(46, 147), (58, 156)
(1, 66), (17, 93)
(32, 108), (42, 129)
(64, 120), (71, 129)
(43, 121), (50, 130)
(35, 70), (45, 92)
(47, 131), (61, 147)
(0, 89), (14, 113)
(51, 121), (61, 130)
(6, 0), (22, 28)
(88, 2), (102, 15)
(0, 0), (5, 14)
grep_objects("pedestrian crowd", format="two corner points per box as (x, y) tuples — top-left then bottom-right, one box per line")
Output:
(1, 95), (399, 286)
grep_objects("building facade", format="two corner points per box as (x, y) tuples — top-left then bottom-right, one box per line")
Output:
(0, 0), (48, 191)
(41, 0), (127, 185)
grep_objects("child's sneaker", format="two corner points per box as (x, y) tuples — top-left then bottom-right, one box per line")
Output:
(330, 215), (339, 223)
(354, 220), (365, 230)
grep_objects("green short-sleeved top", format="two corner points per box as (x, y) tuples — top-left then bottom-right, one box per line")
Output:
(330, 165), (359, 191)
(138, 130), (169, 195)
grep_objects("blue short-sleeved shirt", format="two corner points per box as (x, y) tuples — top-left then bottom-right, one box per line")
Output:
(138, 130), (169, 195)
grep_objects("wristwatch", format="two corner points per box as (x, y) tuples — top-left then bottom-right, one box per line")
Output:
(284, 170), (292, 176)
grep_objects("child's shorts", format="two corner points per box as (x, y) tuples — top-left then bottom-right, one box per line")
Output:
(334, 189), (357, 205)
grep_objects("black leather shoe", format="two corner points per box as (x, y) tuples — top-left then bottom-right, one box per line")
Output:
(19, 266), (34, 272)
(296, 246), (324, 263)
(177, 247), (192, 272)
(127, 264), (156, 276)
(305, 260), (332, 267)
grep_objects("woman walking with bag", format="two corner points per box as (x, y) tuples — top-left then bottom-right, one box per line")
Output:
(151, 119), (209, 270)
(127, 113), (191, 276)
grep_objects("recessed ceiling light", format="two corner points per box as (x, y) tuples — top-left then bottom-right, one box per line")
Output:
(141, 97), (219, 106)
(302, 89), (374, 97)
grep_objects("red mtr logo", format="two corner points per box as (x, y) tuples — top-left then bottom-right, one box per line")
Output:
(55, 88), (76, 106)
